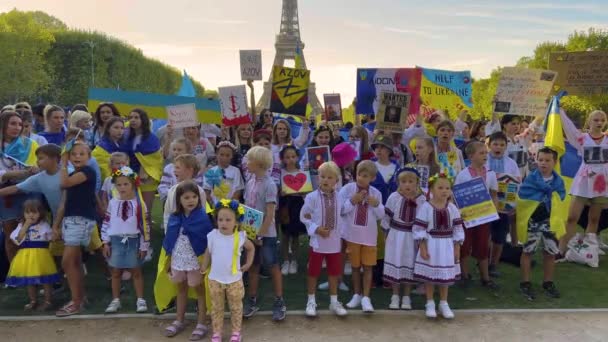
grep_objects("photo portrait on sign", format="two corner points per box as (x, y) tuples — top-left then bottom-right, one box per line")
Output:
(323, 94), (343, 123)
(385, 106), (402, 123)
(377, 91), (410, 132)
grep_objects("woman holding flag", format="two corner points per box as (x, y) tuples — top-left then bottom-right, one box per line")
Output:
(0, 111), (39, 261)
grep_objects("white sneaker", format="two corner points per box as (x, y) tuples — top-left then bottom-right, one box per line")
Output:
(136, 298), (148, 313)
(281, 261), (290, 276)
(289, 260), (298, 274)
(439, 302), (454, 319)
(105, 298), (121, 314)
(305, 301), (317, 317)
(344, 262), (352, 275)
(346, 294), (361, 309)
(361, 297), (374, 313)
(401, 296), (412, 310)
(330, 302), (348, 316)
(425, 302), (437, 318)
(318, 282), (329, 291)
(389, 295), (400, 310)
(339, 282), (349, 292)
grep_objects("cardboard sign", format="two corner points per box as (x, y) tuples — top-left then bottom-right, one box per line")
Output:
(166, 103), (197, 129)
(356, 68), (421, 124)
(494, 67), (557, 117)
(281, 170), (313, 195)
(496, 174), (520, 213)
(419, 67), (472, 117)
(452, 177), (499, 228)
(324, 94), (343, 123)
(239, 50), (262, 81)
(549, 51), (608, 96)
(242, 205), (264, 239)
(270, 66), (310, 116)
(219, 85), (250, 126)
(307, 146), (331, 176)
(377, 91), (410, 132)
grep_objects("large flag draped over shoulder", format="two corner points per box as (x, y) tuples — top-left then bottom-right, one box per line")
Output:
(516, 93), (574, 242)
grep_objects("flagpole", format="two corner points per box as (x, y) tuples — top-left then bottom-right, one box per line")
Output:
(247, 80), (257, 124)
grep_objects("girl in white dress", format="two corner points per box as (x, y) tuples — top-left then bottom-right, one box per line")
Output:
(559, 109), (608, 256)
(413, 173), (464, 319)
(382, 168), (427, 310)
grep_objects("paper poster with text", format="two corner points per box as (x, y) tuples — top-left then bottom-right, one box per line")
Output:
(270, 66), (310, 116)
(419, 67), (472, 118)
(219, 85), (250, 126)
(239, 50), (263, 81)
(496, 173), (520, 214)
(377, 91), (411, 133)
(549, 51), (608, 96)
(166, 103), (197, 129)
(494, 67), (556, 117)
(452, 177), (499, 228)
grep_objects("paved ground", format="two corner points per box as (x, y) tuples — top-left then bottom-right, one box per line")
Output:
(1, 311), (607, 341)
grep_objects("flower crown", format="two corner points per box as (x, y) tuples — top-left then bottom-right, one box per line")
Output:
(214, 199), (246, 223)
(428, 171), (454, 186)
(216, 141), (237, 152)
(397, 167), (420, 179)
(111, 166), (141, 187)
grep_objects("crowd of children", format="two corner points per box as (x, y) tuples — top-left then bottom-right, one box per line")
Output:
(1, 100), (607, 341)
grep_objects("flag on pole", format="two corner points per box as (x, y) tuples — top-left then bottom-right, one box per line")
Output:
(295, 41), (303, 69)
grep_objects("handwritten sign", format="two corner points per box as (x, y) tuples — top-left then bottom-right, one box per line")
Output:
(496, 174), (520, 213)
(324, 94), (343, 123)
(549, 51), (608, 96)
(281, 170), (313, 195)
(242, 205), (264, 240)
(239, 50), (262, 81)
(166, 103), (197, 129)
(452, 177), (499, 228)
(377, 91), (410, 133)
(419, 67), (472, 117)
(270, 66), (310, 116)
(494, 67), (556, 117)
(219, 85), (250, 126)
(307, 146), (331, 176)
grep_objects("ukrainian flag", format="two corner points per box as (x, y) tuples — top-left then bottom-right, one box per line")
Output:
(295, 41), (303, 69)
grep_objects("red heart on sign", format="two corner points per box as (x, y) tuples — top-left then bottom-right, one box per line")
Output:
(284, 173), (307, 192)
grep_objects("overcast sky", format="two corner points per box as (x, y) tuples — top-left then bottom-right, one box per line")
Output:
(4, 0), (608, 103)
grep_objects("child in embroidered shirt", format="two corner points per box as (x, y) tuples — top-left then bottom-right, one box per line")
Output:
(414, 174), (464, 319)
(339, 160), (385, 313)
(300, 162), (348, 317)
(278, 145), (307, 276)
(382, 168), (427, 310)
(435, 121), (466, 178)
(486, 132), (521, 277)
(100, 152), (129, 208)
(6, 199), (59, 312)
(455, 141), (499, 290)
(242, 146), (286, 321)
(101, 166), (150, 314)
(203, 141), (244, 206)
(162, 181), (213, 340)
(202, 200), (254, 342)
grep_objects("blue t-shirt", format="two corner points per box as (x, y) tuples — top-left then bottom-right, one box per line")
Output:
(38, 129), (66, 146)
(64, 165), (97, 220)
(16, 171), (61, 219)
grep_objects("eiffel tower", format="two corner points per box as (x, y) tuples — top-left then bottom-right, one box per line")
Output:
(256, 0), (324, 118)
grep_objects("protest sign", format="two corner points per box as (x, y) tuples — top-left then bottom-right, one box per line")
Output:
(549, 51), (608, 96)
(242, 205), (264, 240)
(270, 66), (310, 116)
(419, 67), (472, 117)
(165, 103), (197, 129)
(239, 50), (262, 81)
(281, 170), (313, 195)
(324, 94), (343, 123)
(494, 67), (557, 117)
(496, 174), (520, 213)
(307, 146), (331, 176)
(377, 91), (410, 132)
(452, 177), (499, 228)
(356, 68), (421, 123)
(219, 85), (250, 126)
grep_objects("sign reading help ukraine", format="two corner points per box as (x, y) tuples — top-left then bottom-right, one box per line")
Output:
(270, 66), (310, 116)
(452, 177), (499, 229)
(419, 67), (472, 117)
(356, 68), (421, 123)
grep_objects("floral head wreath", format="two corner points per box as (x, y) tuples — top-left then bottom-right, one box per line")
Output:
(214, 199), (246, 223)
(216, 140), (237, 152)
(428, 171), (454, 187)
(111, 166), (140, 187)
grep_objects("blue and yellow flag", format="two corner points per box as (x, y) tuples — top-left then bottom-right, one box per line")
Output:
(295, 41), (303, 69)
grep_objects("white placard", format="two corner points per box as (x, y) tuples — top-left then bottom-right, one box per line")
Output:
(219, 85), (250, 126)
(165, 103), (197, 129)
(240, 50), (262, 81)
(494, 67), (557, 117)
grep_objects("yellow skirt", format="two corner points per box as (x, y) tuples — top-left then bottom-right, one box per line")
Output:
(6, 244), (61, 287)
(141, 179), (160, 192)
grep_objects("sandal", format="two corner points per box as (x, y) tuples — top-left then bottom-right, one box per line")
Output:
(24, 301), (37, 311)
(189, 323), (208, 341)
(163, 320), (186, 338)
(37, 300), (53, 312)
(230, 331), (243, 342)
(55, 301), (80, 317)
(211, 333), (222, 342)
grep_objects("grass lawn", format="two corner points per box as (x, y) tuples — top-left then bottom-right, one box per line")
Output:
(1, 200), (608, 316)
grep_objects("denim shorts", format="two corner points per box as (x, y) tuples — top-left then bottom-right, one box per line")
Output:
(108, 235), (141, 269)
(253, 237), (279, 267)
(62, 216), (96, 247)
